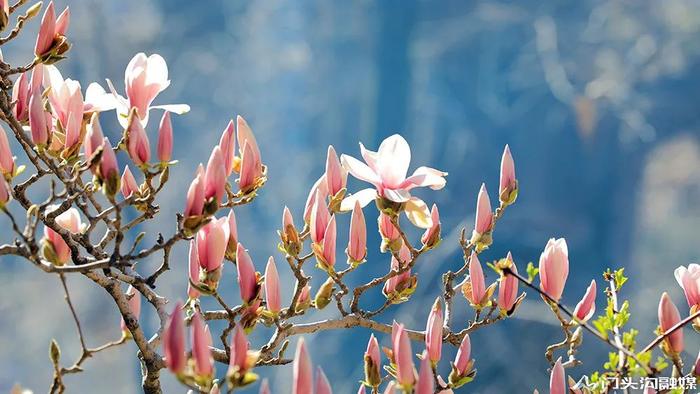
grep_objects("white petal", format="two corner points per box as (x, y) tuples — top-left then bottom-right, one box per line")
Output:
(340, 154), (381, 186)
(383, 188), (411, 203)
(339, 188), (377, 211)
(376, 134), (411, 187)
(402, 166), (447, 190)
(359, 142), (379, 172)
(145, 54), (170, 91)
(151, 104), (190, 114)
(404, 197), (432, 229)
(84, 82), (118, 112)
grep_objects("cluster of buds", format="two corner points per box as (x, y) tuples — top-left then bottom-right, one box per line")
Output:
(162, 303), (217, 391)
(183, 116), (264, 232)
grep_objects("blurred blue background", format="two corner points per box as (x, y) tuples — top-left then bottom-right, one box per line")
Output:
(0, 0), (699, 392)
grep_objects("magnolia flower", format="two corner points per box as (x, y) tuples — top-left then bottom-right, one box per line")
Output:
(12, 72), (29, 121)
(44, 69), (83, 155)
(98, 138), (120, 196)
(293, 338), (313, 394)
(264, 257), (281, 314)
(43, 207), (82, 265)
(163, 302), (185, 374)
(416, 352), (434, 394)
(325, 145), (346, 197)
(191, 312), (213, 378)
(497, 252), (521, 314)
(421, 204), (441, 248)
(219, 119), (236, 176)
(453, 334), (472, 376)
(187, 240), (200, 300)
(84, 113), (104, 163)
(499, 144), (517, 204)
(470, 184), (493, 249)
(364, 334), (381, 388)
(347, 201), (367, 264)
(157, 111), (173, 163)
(316, 367), (333, 394)
(572, 280), (597, 323)
(304, 175), (328, 223)
(237, 116), (263, 193)
(125, 111), (151, 166)
(658, 292), (683, 354)
(340, 134), (446, 228)
(0, 125), (15, 176)
(105, 53), (189, 127)
(674, 264), (700, 308)
(120, 166), (139, 199)
(425, 297), (443, 364)
(236, 243), (259, 305)
(550, 357), (565, 394)
(392, 323), (416, 388)
(34, 2), (70, 61)
(119, 285), (141, 336)
(196, 217), (230, 274)
(184, 164), (206, 218)
(539, 238), (569, 302)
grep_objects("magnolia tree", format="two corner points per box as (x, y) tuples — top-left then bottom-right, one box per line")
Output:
(0, 2), (698, 394)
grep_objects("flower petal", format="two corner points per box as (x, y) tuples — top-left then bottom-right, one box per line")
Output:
(359, 142), (379, 172)
(340, 188), (377, 211)
(376, 134), (411, 187)
(383, 188), (411, 203)
(340, 154), (381, 186)
(404, 197), (432, 228)
(401, 166), (448, 190)
(151, 104), (191, 114)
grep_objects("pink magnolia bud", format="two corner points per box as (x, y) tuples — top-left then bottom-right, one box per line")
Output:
(120, 165), (139, 199)
(12, 72), (29, 122)
(204, 145), (226, 204)
(498, 252), (520, 313)
(416, 352), (434, 394)
(119, 285), (141, 335)
(383, 244), (414, 297)
(229, 324), (250, 373)
(426, 297), (444, 364)
(259, 379), (270, 394)
(126, 111), (151, 166)
(348, 201), (367, 264)
(364, 334), (381, 387)
(34, 2), (56, 57)
(454, 334), (472, 376)
(196, 217), (230, 273)
(325, 145), (346, 197)
(293, 338), (313, 394)
(303, 175), (328, 223)
(219, 119), (236, 176)
(383, 381), (397, 394)
(572, 279), (597, 323)
(393, 323), (415, 388)
(473, 183), (493, 236)
(184, 164), (206, 217)
(55, 7), (69, 37)
(674, 264), (700, 308)
(239, 141), (261, 193)
(550, 357), (565, 394)
(98, 138), (120, 196)
(499, 144), (517, 204)
(264, 256), (281, 313)
(157, 111), (173, 163)
(163, 302), (185, 374)
(187, 240), (200, 299)
(0, 125), (15, 176)
(0, 177), (11, 207)
(236, 243), (258, 304)
(464, 252), (486, 305)
(539, 238), (569, 302)
(191, 312), (213, 377)
(378, 213), (400, 241)
(84, 113), (104, 162)
(310, 190), (330, 244)
(316, 366), (333, 394)
(29, 91), (51, 146)
(357, 385), (367, 394)
(236, 115), (261, 173)
(421, 204), (441, 248)
(320, 214), (337, 269)
(297, 283), (311, 310)
(658, 292), (684, 354)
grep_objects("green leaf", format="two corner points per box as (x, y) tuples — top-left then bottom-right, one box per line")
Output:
(526, 262), (539, 282)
